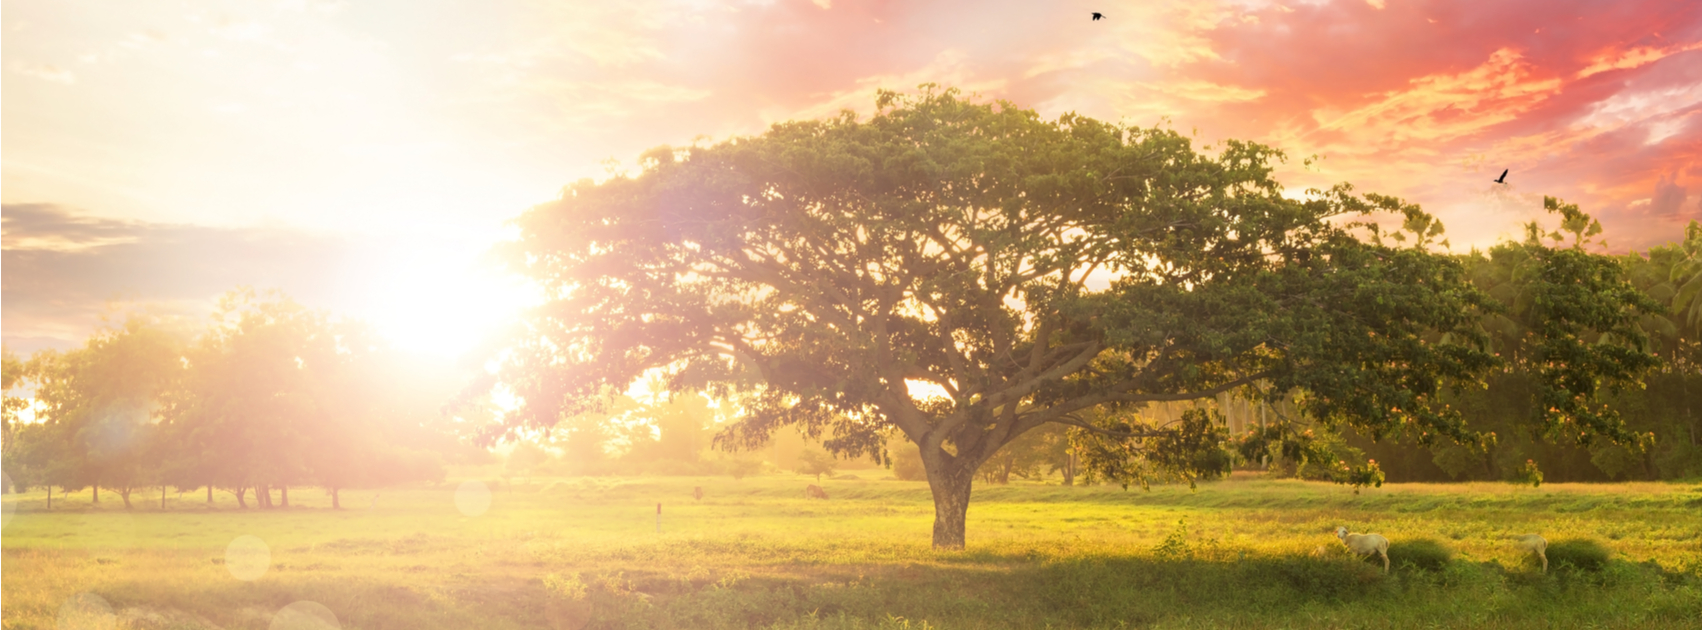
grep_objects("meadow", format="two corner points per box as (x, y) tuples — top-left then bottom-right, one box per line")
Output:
(3, 473), (1700, 629)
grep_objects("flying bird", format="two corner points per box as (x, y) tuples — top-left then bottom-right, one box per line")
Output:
(1092, 12), (1105, 20)
(1494, 169), (1508, 184)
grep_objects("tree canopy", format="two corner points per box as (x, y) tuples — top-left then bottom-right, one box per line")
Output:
(482, 87), (1661, 548)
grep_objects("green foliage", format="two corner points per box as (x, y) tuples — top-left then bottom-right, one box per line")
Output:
(16, 312), (189, 506)
(1549, 538), (1613, 572)
(544, 572), (590, 600)
(1387, 538), (1453, 572)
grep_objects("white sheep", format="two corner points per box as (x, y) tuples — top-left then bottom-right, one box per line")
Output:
(1514, 533), (1548, 573)
(1335, 525), (1390, 573)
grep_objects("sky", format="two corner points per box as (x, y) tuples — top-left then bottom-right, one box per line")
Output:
(5, 0), (1701, 358)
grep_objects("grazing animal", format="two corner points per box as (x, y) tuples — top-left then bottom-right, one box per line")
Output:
(805, 484), (829, 500)
(1515, 533), (1548, 573)
(692, 486), (704, 501)
(1335, 526), (1390, 573)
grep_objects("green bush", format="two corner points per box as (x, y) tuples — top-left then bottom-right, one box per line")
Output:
(1548, 538), (1613, 572)
(1387, 538), (1453, 572)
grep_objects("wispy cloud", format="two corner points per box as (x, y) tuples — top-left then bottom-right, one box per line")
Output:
(10, 61), (76, 84)
(2, 205), (359, 351)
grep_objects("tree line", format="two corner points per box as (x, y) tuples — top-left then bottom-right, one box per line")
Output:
(1, 289), (463, 509)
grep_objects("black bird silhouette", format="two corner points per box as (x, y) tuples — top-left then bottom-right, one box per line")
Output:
(1494, 169), (1508, 184)
(1092, 12), (1104, 20)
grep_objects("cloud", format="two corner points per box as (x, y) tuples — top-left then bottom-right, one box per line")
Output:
(1649, 173), (1689, 217)
(2, 205), (360, 352)
(10, 61), (76, 84)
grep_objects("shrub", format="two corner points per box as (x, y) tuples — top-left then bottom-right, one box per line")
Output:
(1548, 538), (1612, 572)
(1387, 538), (1453, 572)
(1510, 458), (1544, 487)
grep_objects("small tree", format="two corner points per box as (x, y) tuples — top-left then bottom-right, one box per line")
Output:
(794, 448), (836, 481)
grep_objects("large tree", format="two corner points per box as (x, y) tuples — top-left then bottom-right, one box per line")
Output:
(480, 88), (1657, 548)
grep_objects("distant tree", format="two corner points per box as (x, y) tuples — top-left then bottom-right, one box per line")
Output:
(24, 314), (187, 508)
(724, 457), (762, 481)
(978, 422), (1072, 484)
(161, 290), (339, 508)
(2, 348), (32, 492)
(1667, 220), (1702, 332)
(889, 439), (926, 481)
(306, 324), (447, 508)
(506, 441), (551, 484)
(477, 87), (1659, 548)
(794, 448), (836, 481)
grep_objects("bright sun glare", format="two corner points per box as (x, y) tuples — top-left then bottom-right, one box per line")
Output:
(352, 237), (539, 359)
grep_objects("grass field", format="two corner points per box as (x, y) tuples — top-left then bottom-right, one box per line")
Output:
(3, 472), (1701, 629)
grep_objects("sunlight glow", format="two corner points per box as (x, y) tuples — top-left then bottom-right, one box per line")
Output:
(906, 379), (952, 402)
(351, 239), (540, 359)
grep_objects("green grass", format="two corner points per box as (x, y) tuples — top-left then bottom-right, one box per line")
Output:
(1385, 538), (1453, 572)
(1547, 538), (1615, 573)
(3, 473), (1701, 629)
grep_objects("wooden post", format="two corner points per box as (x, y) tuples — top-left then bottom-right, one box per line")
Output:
(161, 486), (166, 510)
(47, 485), (53, 510)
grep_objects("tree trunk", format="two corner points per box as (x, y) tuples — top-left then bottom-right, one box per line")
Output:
(280, 486), (289, 508)
(161, 486), (167, 510)
(924, 457), (977, 549)
(234, 487), (248, 509)
(332, 487), (341, 510)
(119, 486), (133, 509)
(93, 484), (100, 503)
(257, 484), (271, 508)
(207, 485), (213, 504)
(1063, 452), (1076, 486)
(47, 485), (53, 509)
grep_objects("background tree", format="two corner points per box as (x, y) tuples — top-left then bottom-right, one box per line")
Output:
(304, 322), (447, 508)
(2, 348), (32, 492)
(480, 87), (1658, 548)
(505, 441), (550, 484)
(162, 290), (347, 508)
(22, 314), (187, 508)
(794, 448), (836, 481)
